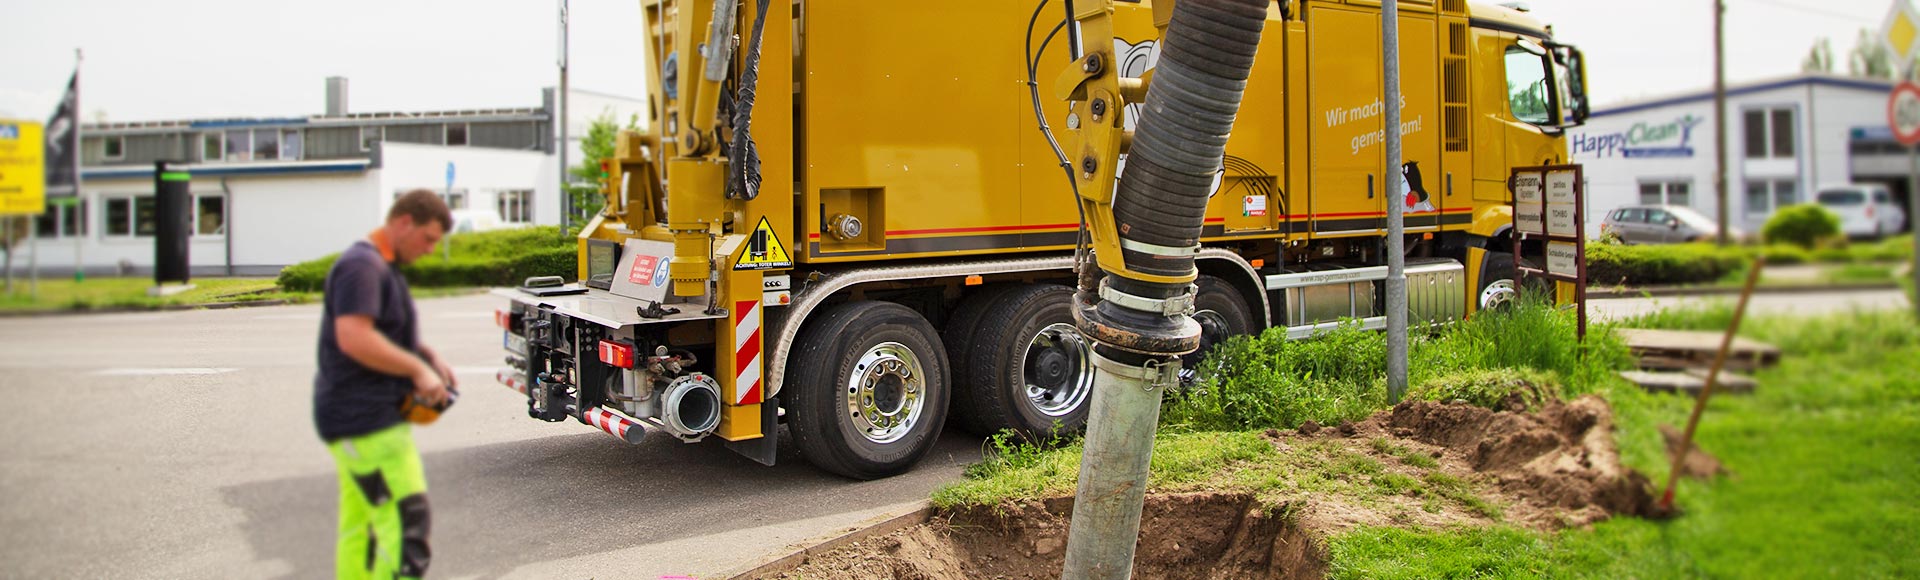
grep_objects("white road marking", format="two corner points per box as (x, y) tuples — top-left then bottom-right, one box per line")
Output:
(253, 314), (321, 321)
(92, 368), (240, 376)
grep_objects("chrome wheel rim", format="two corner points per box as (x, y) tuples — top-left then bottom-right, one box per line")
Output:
(1023, 323), (1093, 417)
(1480, 279), (1517, 311)
(846, 342), (926, 444)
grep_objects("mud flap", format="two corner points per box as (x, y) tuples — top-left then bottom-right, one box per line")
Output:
(724, 396), (779, 466)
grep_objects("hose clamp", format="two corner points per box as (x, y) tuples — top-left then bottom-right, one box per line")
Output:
(1120, 238), (1202, 257)
(1092, 352), (1180, 391)
(1098, 278), (1197, 317)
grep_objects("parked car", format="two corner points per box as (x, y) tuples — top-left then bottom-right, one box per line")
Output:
(1815, 184), (1907, 239)
(1599, 205), (1731, 244)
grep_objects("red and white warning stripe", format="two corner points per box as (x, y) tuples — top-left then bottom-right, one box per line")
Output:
(733, 299), (764, 405)
(583, 407), (645, 444)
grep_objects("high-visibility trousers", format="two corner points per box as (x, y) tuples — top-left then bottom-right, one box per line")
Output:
(327, 423), (430, 579)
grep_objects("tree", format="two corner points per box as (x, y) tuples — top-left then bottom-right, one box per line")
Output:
(1849, 28), (1897, 79)
(566, 111), (641, 230)
(1803, 37), (1834, 73)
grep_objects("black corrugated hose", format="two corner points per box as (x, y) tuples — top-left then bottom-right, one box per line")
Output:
(1086, 0), (1266, 361)
(728, 0), (771, 200)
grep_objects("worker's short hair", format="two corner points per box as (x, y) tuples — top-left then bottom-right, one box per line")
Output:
(389, 189), (454, 231)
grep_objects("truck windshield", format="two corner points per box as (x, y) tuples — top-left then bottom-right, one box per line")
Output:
(1505, 48), (1553, 125)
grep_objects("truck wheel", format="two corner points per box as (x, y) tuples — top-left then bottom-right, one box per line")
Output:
(1478, 252), (1546, 311)
(942, 285), (1013, 429)
(952, 284), (1092, 439)
(1183, 275), (1254, 369)
(787, 301), (950, 480)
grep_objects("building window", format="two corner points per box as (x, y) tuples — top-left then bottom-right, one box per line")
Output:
(197, 196), (225, 236)
(252, 129), (280, 161)
(106, 197), (130, 236)
(361, 126), (384, 152)
(1743, 107), (1795, 159)
(446, 123), (469, 146)
(1505, 48), (1553, 125)
(497, 189), (533, 223)
(103, 136), (125, 161)
(1745, 179), (1797, 214)
(225, 130), (253, 162)
(282, 129), (303, 161)
(202, 133), (222, 162)
(1638, 180), (1692, 207)
(34, 200), (88, 239)
(103, 195), (162, 237)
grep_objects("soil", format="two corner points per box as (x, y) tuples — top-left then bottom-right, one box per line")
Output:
(752, 395), (1653, 580)
(1659, 424), (1730, 479)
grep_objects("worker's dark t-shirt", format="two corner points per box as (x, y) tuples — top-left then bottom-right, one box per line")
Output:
(313, 240), (418, 441)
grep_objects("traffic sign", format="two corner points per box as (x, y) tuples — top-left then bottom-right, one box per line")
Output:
(1888, 82), (1920, 146)
(0, 120), (46, 216)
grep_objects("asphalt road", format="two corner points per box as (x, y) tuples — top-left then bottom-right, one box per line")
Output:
(0, 293), (984, 579)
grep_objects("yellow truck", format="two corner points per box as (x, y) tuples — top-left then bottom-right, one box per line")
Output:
(494, 0), (1589, 479)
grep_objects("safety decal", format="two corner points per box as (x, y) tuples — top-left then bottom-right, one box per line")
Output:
(628, 254), (661, 285)
(733, 216), (793, 271)
(732, 300), (764, 405)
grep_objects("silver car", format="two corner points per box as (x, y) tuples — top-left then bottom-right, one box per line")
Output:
(1599, 205), (1724, 244)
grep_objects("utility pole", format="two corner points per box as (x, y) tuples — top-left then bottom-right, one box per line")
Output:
(558, 0), (571, 240)
(1383, 0), (1408, 402)
(1714, 0), (1730, 246)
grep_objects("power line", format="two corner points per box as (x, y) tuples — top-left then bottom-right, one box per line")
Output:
(1743, 0), (1880, 25)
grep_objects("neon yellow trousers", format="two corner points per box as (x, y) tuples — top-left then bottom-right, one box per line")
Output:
(327, 423), (430, 579)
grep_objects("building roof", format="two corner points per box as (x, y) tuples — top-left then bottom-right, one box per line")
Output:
(1593, 73), (1895, 118)
(82, 107), (549, 134)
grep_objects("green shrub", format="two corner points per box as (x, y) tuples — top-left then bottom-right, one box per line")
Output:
(1757, 244), (1811, 265)
(1761, 204), (1841, 249)
(1855, 234), (1913, 262)
(1166, 322), (1388, 431)
(1408, 368), (1557, 411)
(276, 226), (575, 291)
(1585, 243), (1745, 286)
(1811, 245), (1856, 263)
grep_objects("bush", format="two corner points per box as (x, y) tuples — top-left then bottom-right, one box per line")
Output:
(1757, 244), (1811, 265)
(1585, 243), (1745, 286)
(1761, 204), (1841, 249)
(1409, 368), (1557, 412)
(276, 226), (576, 291)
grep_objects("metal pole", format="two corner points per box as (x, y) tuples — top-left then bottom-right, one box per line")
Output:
(558, 0), (571, 239)
(1062, 356), (1167, 580)
(1383, 0), (1408, 403)
(1909, 144), (1918, 320)
(74, 48), (84, 283)
(1713, 0), (1730, 246)
(28, 209), (38, 297)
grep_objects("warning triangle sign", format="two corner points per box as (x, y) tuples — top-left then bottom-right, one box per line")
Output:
(733, 216), (794, 271)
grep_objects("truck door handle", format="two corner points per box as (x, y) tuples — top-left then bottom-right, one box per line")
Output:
(1446, 173), (1453, 197)
(1367, 174), (1374, 199)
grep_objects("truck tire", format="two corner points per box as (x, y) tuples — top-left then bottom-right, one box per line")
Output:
(1183, 275), (1254, 369)
(951, 284), (1092, 439)
(786, 301), (950, 480)
(942, 285), (1014, 428)
(1478, 251), (1547, 311)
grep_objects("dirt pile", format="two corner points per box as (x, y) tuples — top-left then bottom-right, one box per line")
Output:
(755, 493), (1321, 580)
(1373, 394), (1655, 527)
(750, 395), (1653, 580)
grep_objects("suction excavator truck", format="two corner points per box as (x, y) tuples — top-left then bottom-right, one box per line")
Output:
(493, 0), (1589, 479)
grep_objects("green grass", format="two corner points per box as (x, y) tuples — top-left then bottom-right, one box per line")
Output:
(1324, 308), (1920, 578)
(0, 277), (306, 312)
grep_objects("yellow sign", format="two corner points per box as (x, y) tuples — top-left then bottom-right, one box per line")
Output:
(733, 216), (793, 270)
(0, 120), (46, 216)
(1885, 0), (1920, 62)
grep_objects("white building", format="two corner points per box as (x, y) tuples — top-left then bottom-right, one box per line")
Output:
(1570, 73), (1909, 237)
(13, 80), (646, 277)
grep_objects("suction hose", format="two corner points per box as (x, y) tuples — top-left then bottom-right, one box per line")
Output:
(1063, 2), (1267, 580)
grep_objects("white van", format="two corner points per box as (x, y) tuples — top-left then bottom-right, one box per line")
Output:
(1815, 184), (1907, 239)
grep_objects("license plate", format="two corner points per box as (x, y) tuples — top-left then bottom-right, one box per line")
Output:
(505, 333), (528, 355)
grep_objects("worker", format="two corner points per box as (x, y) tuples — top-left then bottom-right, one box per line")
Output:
(313, 189), (455, 579)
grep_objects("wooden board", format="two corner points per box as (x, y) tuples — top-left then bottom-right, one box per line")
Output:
(1616, 328), (1781, 372)
(1619, 370), (1757, 395)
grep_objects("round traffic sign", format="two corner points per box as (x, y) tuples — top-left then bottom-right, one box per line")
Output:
(1888, 82), (1920, 146)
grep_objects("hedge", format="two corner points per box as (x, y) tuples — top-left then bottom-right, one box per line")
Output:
(1582, 236), (1914, 287)
(278, 226), (576, 292)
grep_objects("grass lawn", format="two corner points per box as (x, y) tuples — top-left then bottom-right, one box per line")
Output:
(0, 277), (309, 312)
(936, 304), (1920, 578)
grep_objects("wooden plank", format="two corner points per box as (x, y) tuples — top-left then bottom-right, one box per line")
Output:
(1616, 328), (1781, 369)
(1619, 370), (1757, 395)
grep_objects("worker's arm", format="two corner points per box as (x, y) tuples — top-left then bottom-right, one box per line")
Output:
(335, 314), (450, 405)
(417, 343), (458, 391)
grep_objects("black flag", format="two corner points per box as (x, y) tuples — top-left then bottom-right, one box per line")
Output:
(44, 72), (78, 198)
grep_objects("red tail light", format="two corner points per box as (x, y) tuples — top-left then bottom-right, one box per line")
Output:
(494, 309), (510, 329)
(599, 340), (636, 369)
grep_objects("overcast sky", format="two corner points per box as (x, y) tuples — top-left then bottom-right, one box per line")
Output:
(0, 0), (1908, 122)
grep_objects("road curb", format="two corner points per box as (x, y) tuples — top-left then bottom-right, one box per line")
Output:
(1588, 281), (1898, 299)
(724, 503), (936, 580)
